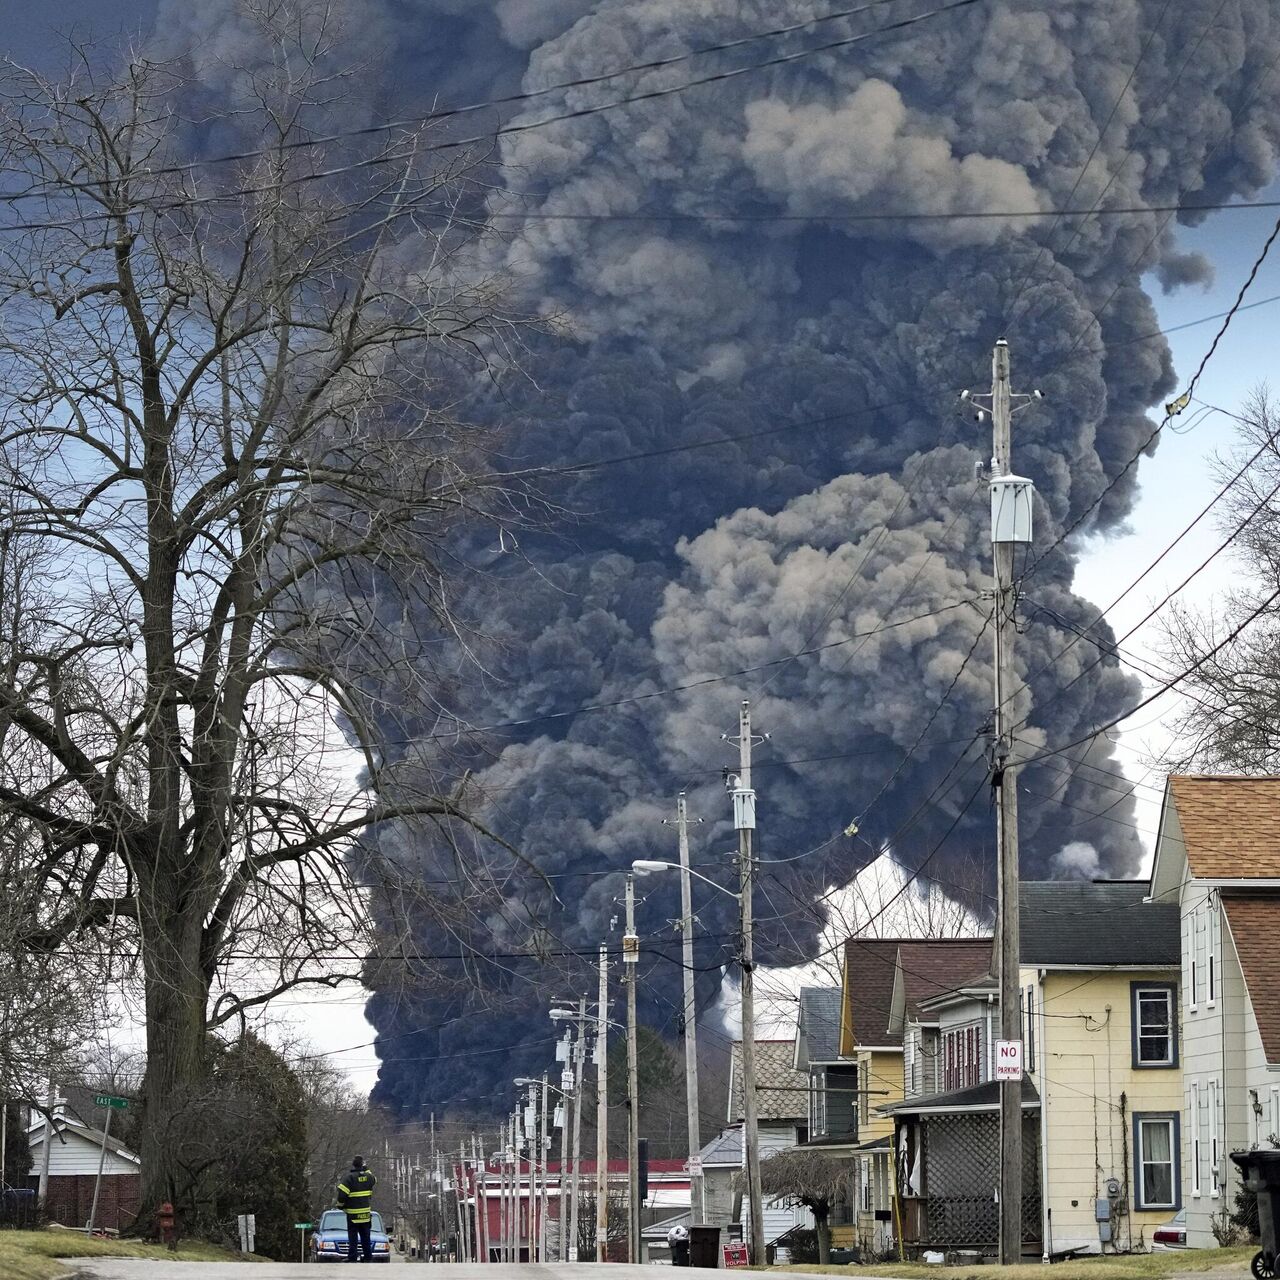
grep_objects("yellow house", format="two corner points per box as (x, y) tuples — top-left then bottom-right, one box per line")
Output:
(1023, 880), (1183, 1255)
(884, 880), (1182, 1259)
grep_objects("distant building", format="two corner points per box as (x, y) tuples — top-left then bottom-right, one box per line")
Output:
(28, 1114), (140, 1233)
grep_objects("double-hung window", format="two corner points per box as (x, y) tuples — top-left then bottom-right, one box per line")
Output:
(1133, 1113), (1180, 1210)
(1132, 983), (1178, 1067)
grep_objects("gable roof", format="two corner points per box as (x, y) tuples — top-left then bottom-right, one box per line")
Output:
(27, 1116), (140, 1165)
(729, 1039), (808, 1123)
(796, 987), (844, 1066)
(1223, 897), (1280, 1064)
(840, 938), (905, 1051)
(1020, 881), (1180, 967)
(893, 939), (994, 1025)
(1167, 775), (1280, 879)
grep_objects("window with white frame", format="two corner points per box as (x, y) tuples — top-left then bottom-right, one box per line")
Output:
(942, 1025), (981, 1091)
(1132, 984), (1177, 1067)
(1190, 912), (1200, 1011)
(860, 1158), (872, 1212)
(1190, 1082), (1201, 1197)
(1023, 985), (1037, 1073)
(1271, 1087), (1280, 1146)
(1210, 1079), (1220, 1197)
(1207, 899), (1218, 1005)
(810, 1073), (827, 1136)
(1134, 1114), (1179, 1210)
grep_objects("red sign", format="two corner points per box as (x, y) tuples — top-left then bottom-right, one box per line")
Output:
(723, 1244), (750, 1268)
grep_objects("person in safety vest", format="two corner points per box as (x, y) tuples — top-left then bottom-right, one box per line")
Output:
(337, 1155), (377, 1263)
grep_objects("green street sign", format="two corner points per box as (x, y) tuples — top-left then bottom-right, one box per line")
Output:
(294, 1223), (313, 1230)
(93, 1095), (129, 1110)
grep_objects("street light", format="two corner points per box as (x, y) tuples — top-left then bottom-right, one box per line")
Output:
(632, 858), (741, 899)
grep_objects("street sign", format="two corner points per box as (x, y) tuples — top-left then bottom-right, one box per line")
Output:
(93, 1095), (129, 1110)
(294, 1222), (313, 1230)
(995, 1039), (1024, 1081)
(723, 1243), (750, 1267)
(683, 1156), (703, 1175)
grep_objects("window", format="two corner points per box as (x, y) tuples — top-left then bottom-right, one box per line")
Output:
(1209, 1079), (1220, 1198)
(942, 1026), (982, 1092)
(860, 1158), (872, 1212)
(1023, 985), (1037, 1073)
(810, 1074), (827, 1136)
(1190, 1082), (1201, 1198)
(1132, 983), (1178, 1067)
(1207, 901), (1218, 1005)
(1133, 1114), (1180, 1210)
(1190, 912), (1200, 1011)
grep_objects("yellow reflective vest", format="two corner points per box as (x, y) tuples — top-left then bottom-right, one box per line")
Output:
(337, 1167), (377, 1224)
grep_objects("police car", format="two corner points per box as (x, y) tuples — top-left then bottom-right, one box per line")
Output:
(310, 1208), (393, 1262)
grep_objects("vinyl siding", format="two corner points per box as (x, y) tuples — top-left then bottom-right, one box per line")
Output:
(859, 1050), (902, 1142)
(1183, 883), (1271, 1248)
(1028, 967), (1182, 1254)
(28, 1128), (138, 1177)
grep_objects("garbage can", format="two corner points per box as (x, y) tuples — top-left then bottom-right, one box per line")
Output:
(690, 1224), (722, 1269)
(1230, 1149), (1280, 1279)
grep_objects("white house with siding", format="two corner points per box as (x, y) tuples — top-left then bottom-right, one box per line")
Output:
(1150, 775), (1280, 1249)
(728, 1039), (809, 1249)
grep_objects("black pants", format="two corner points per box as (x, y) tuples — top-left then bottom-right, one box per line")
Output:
(346, 1216), (373, 1262)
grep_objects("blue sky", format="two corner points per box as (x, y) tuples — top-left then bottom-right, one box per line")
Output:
(1072, 182), (1280, 853)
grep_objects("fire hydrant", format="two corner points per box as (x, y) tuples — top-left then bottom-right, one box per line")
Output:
(158, 1201), (177, 1250)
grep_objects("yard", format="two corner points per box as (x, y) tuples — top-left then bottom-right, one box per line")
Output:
(0, 1228), (266, 1280)
(764, 1246), (1256, 1280)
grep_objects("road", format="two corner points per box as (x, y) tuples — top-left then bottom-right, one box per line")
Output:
(64, 1266), (833, 1280)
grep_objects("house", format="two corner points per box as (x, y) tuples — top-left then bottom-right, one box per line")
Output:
(1021, 878), (1182, 1255)
(884, 881), (1181, 1259)
(1151, 775), (1280, 1249)
(793, 987), (860, 1248)
(839, 936), (992, 1256)
(727, 1038), (810, 1250)
(27, 1114), (140, 1233)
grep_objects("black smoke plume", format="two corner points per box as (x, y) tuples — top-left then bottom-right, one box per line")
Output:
(153, 0), (1280, 1113)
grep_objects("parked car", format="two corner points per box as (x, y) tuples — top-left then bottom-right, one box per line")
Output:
(1152, 1208), (1188, 1250)
(311, 1209), (393, 1262)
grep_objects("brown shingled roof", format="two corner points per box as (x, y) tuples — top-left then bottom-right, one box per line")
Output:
(1223, 898), (1280, 1064)
(841, 939), (901, 1050)
(1169, 775), (1280, 878)
(897, 939), (994, 1016)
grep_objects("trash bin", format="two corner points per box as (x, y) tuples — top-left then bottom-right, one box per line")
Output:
(690, 1224), (722, 1269)
(1230, 1150), (1280, 1279)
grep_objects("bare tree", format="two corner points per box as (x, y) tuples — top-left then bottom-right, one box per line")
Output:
(758, 1147), (852, 1265)
(0, 12), (542, 1213)
(1160, 386), (1280, 772)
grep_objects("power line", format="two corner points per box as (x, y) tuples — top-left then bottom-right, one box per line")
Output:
(1, 0), (989, 235)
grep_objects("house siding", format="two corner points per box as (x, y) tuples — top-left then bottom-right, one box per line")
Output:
(1028, 967), (1182, 1255)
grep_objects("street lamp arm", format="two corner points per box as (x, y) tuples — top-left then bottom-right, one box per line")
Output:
(632, 859), (740, 900)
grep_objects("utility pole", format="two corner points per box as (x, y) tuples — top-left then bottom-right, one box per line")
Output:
(671, 792), (706, 1221)
(968, 339), (1038, 1265)
(539, 1075), (551, 1263)
(556, 1069), (570, 1261)
(568, 996), (587, 1261)
(727, 700), (765, 1265)
(472, 1136), (487, 1263)
(595, 944), (610, 1263)
(623, 874), (641, 1263)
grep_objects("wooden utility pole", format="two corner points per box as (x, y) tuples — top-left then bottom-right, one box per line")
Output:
(568, 997), (587, 1261)
(969, 339), (1038, 1264)
(595, 944), (610, 1262)
(674, 793), (706, 1221)
(539, 1075), (551, 1263)
(728, 700), (765, 1264)
(623, 874), (641, 1262)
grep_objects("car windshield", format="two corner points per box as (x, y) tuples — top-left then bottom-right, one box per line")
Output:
(320, 1210), (385, 1233)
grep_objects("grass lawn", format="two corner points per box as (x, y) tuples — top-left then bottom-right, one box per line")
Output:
(762, 1246), (1257, 1280)
(0, 1228), (267, 1280)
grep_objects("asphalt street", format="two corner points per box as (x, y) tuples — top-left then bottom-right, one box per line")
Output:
(64, 1266), (841, 1279)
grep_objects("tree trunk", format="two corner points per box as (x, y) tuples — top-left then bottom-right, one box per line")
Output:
(138, 871), (213, 1220)
(816, 1206), (831, 1266)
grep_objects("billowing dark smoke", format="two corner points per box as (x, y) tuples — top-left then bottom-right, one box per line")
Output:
(154, 0), (1280, 1112)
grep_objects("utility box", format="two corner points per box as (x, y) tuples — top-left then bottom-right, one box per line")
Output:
(732, 787), (756, 831)
(990, 474), (1035, 544)
(622, 932), (639, 964)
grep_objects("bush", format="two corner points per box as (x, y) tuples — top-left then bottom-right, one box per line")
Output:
(786, 1228), (819, 1263)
